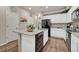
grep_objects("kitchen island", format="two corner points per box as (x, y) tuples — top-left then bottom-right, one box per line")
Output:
(14, 29), (48, 52)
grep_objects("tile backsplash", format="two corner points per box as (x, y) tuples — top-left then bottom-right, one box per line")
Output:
(51, 23), (67, 29)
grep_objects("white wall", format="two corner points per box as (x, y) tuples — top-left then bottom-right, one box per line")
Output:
(15, 7), (35, 30)
(17, 8), (43, 30)
(5, 6), (34, 44)
(43, 13), (67, 23)
(6, 7), (20, 43)
(0, 7), (6, 45)
(16, 7), (33, 24)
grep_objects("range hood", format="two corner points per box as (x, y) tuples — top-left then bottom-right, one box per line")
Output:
(72, 7), (79, 21)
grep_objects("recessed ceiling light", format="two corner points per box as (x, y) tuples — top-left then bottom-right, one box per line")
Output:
(28, 7), (32, 10)
(38, 13), (42, 18)
(45, 6), (48, 9)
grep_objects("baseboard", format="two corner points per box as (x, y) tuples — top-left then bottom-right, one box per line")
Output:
(0, 39), (18, 52)
(0, 43), (7, 46)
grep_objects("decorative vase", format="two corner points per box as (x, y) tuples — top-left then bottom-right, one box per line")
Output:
(27, 27), (33, 32)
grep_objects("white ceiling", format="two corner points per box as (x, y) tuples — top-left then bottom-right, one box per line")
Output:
(19, 6), (69, 15)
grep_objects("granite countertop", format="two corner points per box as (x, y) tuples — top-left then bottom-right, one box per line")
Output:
(13, 29), (48, 36)
(66, 29), (79, 38)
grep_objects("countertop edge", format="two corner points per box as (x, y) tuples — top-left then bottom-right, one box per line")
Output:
(13, 29), (48, 36)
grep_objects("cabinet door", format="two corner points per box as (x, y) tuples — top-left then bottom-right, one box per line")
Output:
(43, 29), (48, 45)
(71, 38), (77, 52)
(51, 28), (66, 40)
(51, 28), (56, 37)
(22, 35), (35, 52)
(77, 40), (79, 52)
(51, 28), (53, 36)
(71, 34), (78, 52)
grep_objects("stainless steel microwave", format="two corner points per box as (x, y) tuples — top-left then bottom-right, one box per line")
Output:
(71, 7), (79, 21)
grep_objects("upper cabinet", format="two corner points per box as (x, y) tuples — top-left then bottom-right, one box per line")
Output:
(43, 13), (67, 23)
(43, 6), (79, 23)
(67, 6), (79, 23)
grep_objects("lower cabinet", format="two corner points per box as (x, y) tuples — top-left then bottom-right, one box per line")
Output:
(22, 35), (35, 52)
(51, 28), (66, 41)
(77, 40), (79, 51)
(22, 32), (43, 52)
(43, 29), (48, 45)
(35, 32), (43, 52)
(71, 34), (79, 52)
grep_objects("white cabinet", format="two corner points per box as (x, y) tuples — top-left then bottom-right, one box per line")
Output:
(51, 28), (66, 41)
(51, 28), (59, 37)
(43, 29), (48, 45)
(66, 13), (73, 23)
(71, 34), (77, 52)
(43, 13), (67, 23)
(22, 35), (35, 52)
(77, 40), (79, 51)
(71, 34), (79, 52)
(19, 29), (48, 52)
(43, 7), (79, 23)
